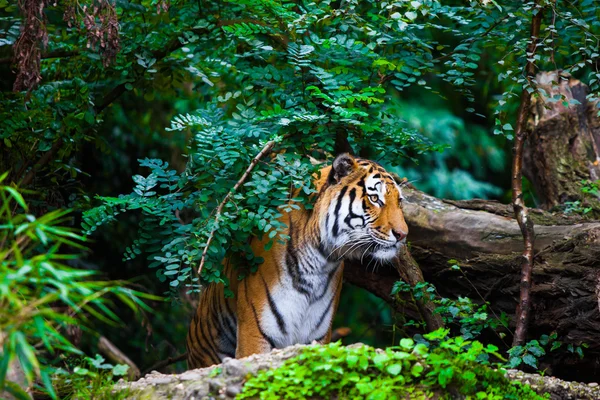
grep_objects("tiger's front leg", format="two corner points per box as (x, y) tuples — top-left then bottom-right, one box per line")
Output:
(316, 264), (344, 346)
(235, 279), (275, 358)
(235, 323), (274, 358)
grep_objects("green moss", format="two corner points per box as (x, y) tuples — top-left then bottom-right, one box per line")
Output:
(240, 337), (548, 400)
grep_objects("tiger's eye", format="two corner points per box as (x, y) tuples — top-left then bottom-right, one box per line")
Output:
(370, 195), (379, 203)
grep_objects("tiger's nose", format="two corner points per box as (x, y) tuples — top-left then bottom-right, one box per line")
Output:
(392, 229), (407, 242)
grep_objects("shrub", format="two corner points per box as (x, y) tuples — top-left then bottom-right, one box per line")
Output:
(0, 173), (159, 398)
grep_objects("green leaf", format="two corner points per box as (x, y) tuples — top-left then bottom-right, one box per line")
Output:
(410, 363), (424, 377)
(437, 366), (454, 387)
(373, 353), (390, 368)
(346, 354), (358, 367)
(507, 356), (522, 368)
(386, 364), (402, 375)
(3, 186), (28, 211)
(113, 364), (130, 376)
(405, 11), (418, 21)
(4, 381), (32, 400)
(522, 354), (538, 368)
(399, 338), (414, 350)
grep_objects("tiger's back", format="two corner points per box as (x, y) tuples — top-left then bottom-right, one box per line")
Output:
(187, 154), (409, 369)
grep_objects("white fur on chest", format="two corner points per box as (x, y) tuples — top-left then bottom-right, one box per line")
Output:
(260, 272), (338, 347)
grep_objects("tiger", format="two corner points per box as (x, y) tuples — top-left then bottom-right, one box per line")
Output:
(186, 153), (409, 369)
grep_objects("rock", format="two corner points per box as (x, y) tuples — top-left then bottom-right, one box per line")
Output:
(222, 358), (247, 377)
(225, 384), (242, 398)
(179, 372), (202, 381)
(207, 379), (222, 392)
(116, 344), (600, 399)
(148, 377), (174, 385)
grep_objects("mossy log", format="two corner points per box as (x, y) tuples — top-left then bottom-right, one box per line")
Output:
(117, 344), (600, 399)
(343, 187), (600, 382)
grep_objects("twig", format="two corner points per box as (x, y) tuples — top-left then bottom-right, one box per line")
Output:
(0, 50), (80, 65)
(141, 352), (187, 376)
(197, 139), (277, 275)
(331, 327), (351, 342)
(19, 138), (63, 187)
(511, 2), (543, 347)
(98, 336), (141, 380)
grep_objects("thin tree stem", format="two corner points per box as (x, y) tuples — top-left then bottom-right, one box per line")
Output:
(511, 2), (543, 347)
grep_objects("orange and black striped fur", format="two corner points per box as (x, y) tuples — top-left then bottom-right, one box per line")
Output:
(186, 154), (409, 369)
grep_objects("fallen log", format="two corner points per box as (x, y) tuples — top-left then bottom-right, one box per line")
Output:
(118, 344), (600, 399)
(343, 187), (600, 382)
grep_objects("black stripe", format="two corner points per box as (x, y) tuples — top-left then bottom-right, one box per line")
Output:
(190, 315), (217, 366)
(222, 315), (237, 348)
(260, 273), (288, 334)
(223, 296), (237, 324)
(213, 298), (236, 353)
(317, 242), (327, 257)
(286, 218), (311, 296)
(332, 186), (348, 236)
(198, 308), (221, 364)
(216, 296), (237, 348)
(314, 332), (328, 343)
(187, 345), (203, 367)
(314, 294), (336, 332)
(250, 302), (277, 348)
(356, 176), (365, 189)
(207, 302), (226, 355)
(242, 279), (276, 348)
(344, 188), (365, 229)
(311, 269), (336, 303)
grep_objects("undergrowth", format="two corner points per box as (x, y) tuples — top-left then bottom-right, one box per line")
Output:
(239, 329), (548, 400)
(50, 355), (130, 400)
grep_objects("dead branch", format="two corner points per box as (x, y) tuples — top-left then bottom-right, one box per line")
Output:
(98, 336), (141, 380)
(197, 139), (277, 275)
(331, 327), (352, 341)
(18, 138), (63, 187)
(141, 352), (187, 376)
(511, 2), (543, 347)
(394, 246), (444, 331)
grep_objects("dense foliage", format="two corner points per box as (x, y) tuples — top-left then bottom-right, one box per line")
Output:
(2, 0), (600, 397)
(240, 331), (547, 400)
(0, 179), (157, 398)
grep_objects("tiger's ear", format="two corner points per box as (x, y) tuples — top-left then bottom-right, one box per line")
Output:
(328, 153), (356, 184)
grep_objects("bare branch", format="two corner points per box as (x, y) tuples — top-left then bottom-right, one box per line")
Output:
(141, 352), (187, 376)
(98, 336), (141, 380)
(511, 3), (543, 346)
(18, 138), (63, 187)
(197, 140), (278, 275)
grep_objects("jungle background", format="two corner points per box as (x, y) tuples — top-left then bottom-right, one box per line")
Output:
(1, 0), (600, 398)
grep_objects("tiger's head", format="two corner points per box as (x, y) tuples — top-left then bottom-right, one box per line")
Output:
(315, 153), (409, 262)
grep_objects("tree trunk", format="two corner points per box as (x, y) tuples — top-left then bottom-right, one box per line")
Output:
(524, 71), (600, 213)
(343, 187), (600, 381)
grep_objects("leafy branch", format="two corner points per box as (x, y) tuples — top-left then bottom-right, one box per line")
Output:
(197, 137), (280, 275)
